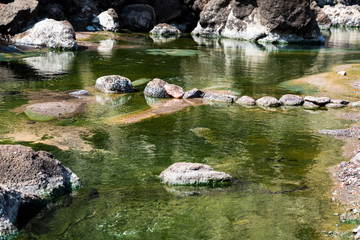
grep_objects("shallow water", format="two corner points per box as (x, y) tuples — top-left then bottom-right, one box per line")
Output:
(1, 29), (360, 239)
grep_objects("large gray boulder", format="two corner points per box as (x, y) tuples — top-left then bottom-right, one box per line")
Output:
(119, 4), (156, 32)
(93, 8), (119, 32)
(279, 94), (304, 106)
(0, 0), (39, 35)
(12, 19), (77, 49)
(95, 75), (134, 94)
(25, 102), (84, 120)
(0, 145), (81, 238)
(144, 78), (170, 98)
(159, 162), (233, 185)
(192, 0), (324, 43)
(235, 96), (256, 106)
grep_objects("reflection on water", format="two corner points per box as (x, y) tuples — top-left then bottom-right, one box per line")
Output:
(22, 51), (75, 76)
(97, 39), (116, 57)
(1, 29), (360, 239)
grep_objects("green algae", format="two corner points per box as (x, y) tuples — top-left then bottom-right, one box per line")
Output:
(24, 109), (55, 121)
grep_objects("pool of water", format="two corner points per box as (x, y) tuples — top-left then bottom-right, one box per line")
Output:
(1, 29), (360, 239)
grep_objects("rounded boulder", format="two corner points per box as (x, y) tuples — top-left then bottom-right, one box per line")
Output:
(95, 75), (134, 94)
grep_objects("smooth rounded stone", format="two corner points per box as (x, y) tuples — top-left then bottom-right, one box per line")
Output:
(150, 23), (181, 37)
(183, 88), (204, 99)
(203, 92), (237, 103)
(236, 96), (256, 106)
(256, 96), (280, 107)
(164, 83), (184, 99)
(304, 96), (331, 106)
(279, 94), (304, 106)
(25, 102), (83, 120)
(350, 101), (360, 108)
(303, 101), (320, 110)
(12, 19), (77, 49)
(69, 90), (89, 97)
(331, 99), (350, 105)
(338, 71), (347, 76)
(144, 78), (170, 98)
(326, 103), (346, 109)
(159, 162), (233, 185)
(94, 8), (119, 32)
(0, 145), (81, 238)
(95, 75), (134, 94)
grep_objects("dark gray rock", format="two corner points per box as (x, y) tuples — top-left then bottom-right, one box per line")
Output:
(304, 96), (331, 106)
(279, 94), (304, 106)
(203, 92), (237, 103)
(119, 4), (156, 32)
(150, 23), (181, 37)
(256, 96), (280, 107)
(183, 88), (204, 99)
(235, 96), (256, 106)
(159, 162), (233, 185)
(144, 78), (170, 98)
(95, 75), (134, 94)
(303, 101), (320, 109)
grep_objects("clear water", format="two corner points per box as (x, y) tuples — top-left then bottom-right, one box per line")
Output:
(0, 29), (360, 239)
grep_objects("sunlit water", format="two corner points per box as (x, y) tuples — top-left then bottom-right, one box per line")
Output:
(0, 29), (360, 239)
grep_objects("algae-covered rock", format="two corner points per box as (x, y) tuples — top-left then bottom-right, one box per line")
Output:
(25, 102), (83, 121)
(159, 162), (233, 185)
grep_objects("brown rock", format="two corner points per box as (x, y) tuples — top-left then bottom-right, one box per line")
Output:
(164, 83), (184, 98)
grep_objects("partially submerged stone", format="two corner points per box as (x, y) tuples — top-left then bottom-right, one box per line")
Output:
(325, 103), (346, 109)
(95, 75), (134, 94)
(150, 23), (181, 37)
(304, 96), (330, 106)
(183, 88), (204, 99)
(203, 92), (237, 103)
(159, 162), (233, 185)
(331, 99), (350, 105)
(25, 102), (83, 120)
(164, 83), (184, 98)
(303, 101), (320, 110)
(279, 94), (304, 106)
(69, 90), (89, 98)
(144, 78), (170, 98)
(12, 19), (77, 49)
(256, 96), (280, 107)
(235, 96), (256, 106)
(338, 71), (347, 76)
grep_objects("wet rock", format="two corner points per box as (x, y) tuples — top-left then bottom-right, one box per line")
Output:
(144, 78), (170, 98)
(159, 162), (233, 185)
(12, 19), (77, 49)
(326, 103), (346, 109)
(0, 0), (39, 35)
(256, 96), (280, 107)
(93, 8), (119, 32)
(304, 96), (331, 106)
(350, 101), (360, 108)
(192, 0), (324, 43)
(119, 4), (156, 32)
(338, 70), (347, 76)
(164, 83), (184, 99)
(236, 96), (256, 106)
(0, 145), (81, 238)
(25, 102), (84, 120)
(279, 94), (304, 106)
(150, 23), (181, 37)
(69, 90), (89, 98)
(331, 99), (349, 105)
(183, 88), (204, 99)
(95, 75), (134, 94)
(203, 92), (237, 103)
(303, 101), (320, 109)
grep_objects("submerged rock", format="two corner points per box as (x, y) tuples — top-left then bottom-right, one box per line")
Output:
(183, 88), (204, 99)
(256, 96), (280, 107)
(304, 96), (330, 106)
(95, 75), (134, 94)
(25, 102), (84, 121)
(159, 162), (233, 185)
(303, 101), (320, 109)
(12, 19), (77, 49)
(144, 78), (170, 98)
(236, 96), (256, 106)
(164, 83), (184, 98)
(0, 145), (81, 238)
(150, 23), (181, 37)
(279, 94), (304, 106)
(203, 92), (237, 103)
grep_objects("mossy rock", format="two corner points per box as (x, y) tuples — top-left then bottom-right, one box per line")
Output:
(24, 109), (55, 121)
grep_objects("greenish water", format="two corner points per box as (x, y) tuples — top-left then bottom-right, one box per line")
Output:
(1, 29), (360, 239)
